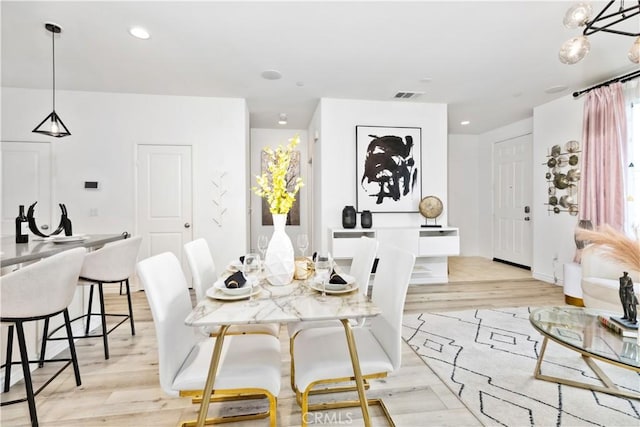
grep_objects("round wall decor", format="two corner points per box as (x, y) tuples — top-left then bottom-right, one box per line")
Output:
(419, 196), (443, 227)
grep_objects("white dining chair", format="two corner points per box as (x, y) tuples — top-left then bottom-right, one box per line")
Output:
(0, 247), (86, 427)
(137, 252), (281, 427)
(287, 236), (378, 390)
(183, 238), (280, 337)
(291, 245), (415, 426)
(39, 236), (142, 361)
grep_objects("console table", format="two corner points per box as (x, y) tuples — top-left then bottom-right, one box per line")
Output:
(330, 227), (460, 284)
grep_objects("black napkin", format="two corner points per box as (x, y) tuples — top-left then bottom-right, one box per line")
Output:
(239, 255), (245, 264)
(224, 271), (246, 288)
(312, 252), (317, 262)
(329, 269), (347, 284)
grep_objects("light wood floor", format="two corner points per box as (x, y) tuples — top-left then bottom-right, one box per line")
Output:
(1, 257), (564, 426)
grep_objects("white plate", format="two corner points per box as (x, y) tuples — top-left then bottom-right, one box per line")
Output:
(309, 274), (358, 294)
(206, 284), (260, 301)
(51, 234), (88, 243)
(213, 278), (252, 296)
(227, 259), (265, 272)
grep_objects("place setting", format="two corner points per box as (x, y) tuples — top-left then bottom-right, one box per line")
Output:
(306, 252), (358, 299)
(207, 253), (263, 304)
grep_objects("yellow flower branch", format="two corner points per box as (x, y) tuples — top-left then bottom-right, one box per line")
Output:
(253, 135), (304, 215)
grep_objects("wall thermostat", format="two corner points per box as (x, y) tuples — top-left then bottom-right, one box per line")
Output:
(84, 181), (99, 189)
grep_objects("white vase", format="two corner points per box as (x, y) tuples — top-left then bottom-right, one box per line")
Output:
(264, 214), (295, 286)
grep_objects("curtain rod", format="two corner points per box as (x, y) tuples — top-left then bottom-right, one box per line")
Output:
(573, 69), (640, 98)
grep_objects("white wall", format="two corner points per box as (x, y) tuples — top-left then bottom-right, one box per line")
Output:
(314, 98), (448, 252)
(308, 106), (322, 252)
(1, 87), (250, 271)
(249, 128), (309, 253)
(533, 95), (584, 283)
(448, 134), (480, 255)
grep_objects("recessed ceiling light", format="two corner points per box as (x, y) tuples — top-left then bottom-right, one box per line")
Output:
(545, 85), (568, 94)
(261, 70), (282, 80)
(460, 120), (470, 126)
(129, 26), (150, 40)
(278, 113), (287, 125)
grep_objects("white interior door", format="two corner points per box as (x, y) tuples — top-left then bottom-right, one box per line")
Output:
(136, 145), (193, 280)
(493, 134), (532, 268)
(1, 141), (52, 235)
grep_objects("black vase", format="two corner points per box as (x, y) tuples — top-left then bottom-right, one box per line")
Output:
(342, 205), (356, 229)
(361, 210), (372, 229)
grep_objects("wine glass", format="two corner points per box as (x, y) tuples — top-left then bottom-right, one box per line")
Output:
(257, 235), (269, 259)
(242, 253), (261, 306)
(297, 234), (309, 257)
(314, 254), (332, 301)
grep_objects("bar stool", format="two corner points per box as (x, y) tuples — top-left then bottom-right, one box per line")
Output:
(1, 247), (86, 427)
(40, 236), (142, 361)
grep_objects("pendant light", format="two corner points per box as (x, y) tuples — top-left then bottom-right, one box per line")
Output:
(33, 23), (71, 138)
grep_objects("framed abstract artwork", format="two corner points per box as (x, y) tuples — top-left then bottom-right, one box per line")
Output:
(356, 125), (422, 213)
(261, 149), (301, 225)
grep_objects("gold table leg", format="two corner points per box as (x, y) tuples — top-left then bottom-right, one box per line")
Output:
(340, 318), (372, 426)
(195, 324), (230, 427)
(534, 336), (640, 400)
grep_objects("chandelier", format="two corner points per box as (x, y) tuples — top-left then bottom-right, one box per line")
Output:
(559, 1), (640, 64)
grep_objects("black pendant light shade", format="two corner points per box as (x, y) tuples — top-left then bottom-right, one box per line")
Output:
(32, 110), (71, 137)
(33, 23), (71, 138)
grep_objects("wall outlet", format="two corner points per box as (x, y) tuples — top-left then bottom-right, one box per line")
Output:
(89, 208), (98, 217)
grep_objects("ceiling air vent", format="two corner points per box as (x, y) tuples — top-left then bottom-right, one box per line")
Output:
(393, 91), (424, 99)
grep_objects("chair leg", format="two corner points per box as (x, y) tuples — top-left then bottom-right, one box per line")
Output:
(97, 283), (109, 359)
(38, 318), (50, 368)
(85, 284), (95, 335)
(119, 281), (124, 296)
(124, 279), (135, 336)
(63, 309), (81, 386)
(3, 325), (14, 392)
(15, 321), (38, 427)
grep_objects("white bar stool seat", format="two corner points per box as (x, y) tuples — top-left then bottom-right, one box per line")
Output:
(40, 236), (141, 361)
(0, 247), (86, 427)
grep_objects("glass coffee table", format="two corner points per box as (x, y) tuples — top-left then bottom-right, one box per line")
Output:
(529, 306), (640, 399)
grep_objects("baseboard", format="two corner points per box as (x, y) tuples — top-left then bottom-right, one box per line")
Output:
(492, 258), (531, 270)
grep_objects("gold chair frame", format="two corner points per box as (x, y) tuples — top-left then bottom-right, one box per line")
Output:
(289, 331), (370, 395)
(179, 388), (277, 427)
(293, 319), (396, 427)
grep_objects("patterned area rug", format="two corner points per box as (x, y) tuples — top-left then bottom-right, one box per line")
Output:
(402, 307), (640, 427)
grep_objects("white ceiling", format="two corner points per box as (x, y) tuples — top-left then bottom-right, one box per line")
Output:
(2, 1), (638, 134)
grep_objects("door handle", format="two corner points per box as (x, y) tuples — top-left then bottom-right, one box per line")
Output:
(184, 223), (191, 228)
(524, 217), (530, 221)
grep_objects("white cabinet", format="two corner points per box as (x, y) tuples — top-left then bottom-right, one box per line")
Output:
(331, 230), (377, 258)
(419, 228), (460, 256)
(330, 227), (460, 284)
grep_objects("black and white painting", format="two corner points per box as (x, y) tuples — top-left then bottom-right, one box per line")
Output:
(356, 125), (421, 212)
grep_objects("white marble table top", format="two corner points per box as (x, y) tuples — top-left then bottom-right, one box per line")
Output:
(184, 280), (380, 327)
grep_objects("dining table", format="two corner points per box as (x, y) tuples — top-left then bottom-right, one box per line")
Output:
(184, 273), (381, 427)
(1, 232), (129, 268)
